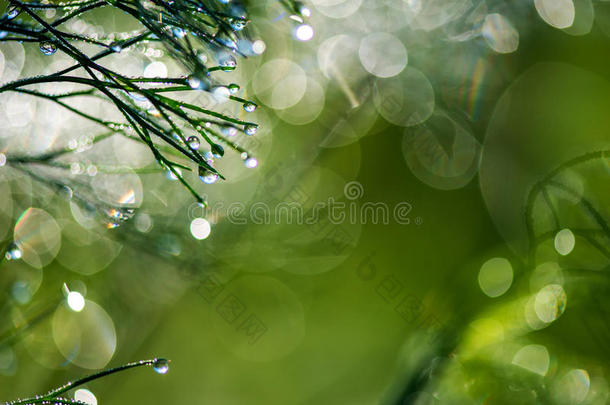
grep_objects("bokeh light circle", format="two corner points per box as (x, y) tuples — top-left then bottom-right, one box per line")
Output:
(52, 299), (117, 369)
(14, 207), (62, 268)
(478, 257), (513, 298)
(534, 284), (567, 323)
(402, 111), (481, 190)
(554, 228), (575, 256)
(554, 369), (591, 404)
(253, 59), (307, 110)
(74, 389), (98, 405)
(276, 78), (325, 125)
(373, 66), (434, 127)
(57, 221), (123, 276)
(512, 344), (550, 376)
(482, 14), (519, 54)
(190, 218), (211, 240)
(535, 0), (576, 29)
(91, 171), (143, 208)
(0, 42), (25, 83)
(530, 262), (564, 292)
(410, 0), (471, 31)
(311, 0), (364, 19)
(359, 32), (407, 78)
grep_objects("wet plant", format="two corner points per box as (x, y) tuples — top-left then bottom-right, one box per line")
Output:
(0, 0), (308, 225)
(2, 358), (170, 404)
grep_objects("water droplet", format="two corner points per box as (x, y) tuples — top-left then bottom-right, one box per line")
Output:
(217, 35), (237, 50)
(187, 136), (200, 150)
(40, 41), (57, 56)
(212, 86), (230, 100)
(219, 54), (236, 68)
(202, 173), (219, 184)
(187, 74), (209, 90)
(211, 144), (224, 158)
(243, 102), (257, 112)
(172, 27), (185, 38)
(245, 157), (258, 168)
(166, 167), (182, 180)
(199, 167), (219, 184)
(297, 2), (311, 17)
(221, 126), (238, 136)
(106, 208), (135, 223)
(5, 242), (22, 261)
(153, 358), (169, 374)
(107, 208), (122, 219)
(228, 83), (240, 94)
(203, 151), (214, 161)
(229, 18), (248, 31)
(110, 42), (122, 53)
(187, 75), (202, 89)
(120, 209), (135, 221)
(244, 124), (258, 136)
(6, 5), (19, 19)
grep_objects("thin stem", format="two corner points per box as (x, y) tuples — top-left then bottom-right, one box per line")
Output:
(6, 359), (166, 405)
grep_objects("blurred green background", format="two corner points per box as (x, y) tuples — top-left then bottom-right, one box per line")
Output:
(1, 1), (610, 404)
